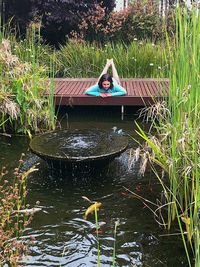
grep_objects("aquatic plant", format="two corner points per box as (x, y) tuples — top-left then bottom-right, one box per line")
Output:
(82, 197), (120, 266)
(83, 198), (102, 266)
(133, 6), (200, 267)
(112, 220), (119, 267)
(0, 155), (37, 266)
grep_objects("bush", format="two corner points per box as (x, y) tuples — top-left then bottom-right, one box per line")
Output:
(72, 1), (176, 44)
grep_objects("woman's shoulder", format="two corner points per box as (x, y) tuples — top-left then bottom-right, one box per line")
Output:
(85, 83), (100, 92)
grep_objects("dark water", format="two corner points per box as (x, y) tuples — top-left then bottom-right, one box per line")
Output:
(0, 107), (187, 267)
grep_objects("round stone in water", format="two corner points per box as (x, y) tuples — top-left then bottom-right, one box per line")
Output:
(30, 129), (128, 163)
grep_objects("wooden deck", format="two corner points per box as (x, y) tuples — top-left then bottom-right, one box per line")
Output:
(52, 78), (169, 107)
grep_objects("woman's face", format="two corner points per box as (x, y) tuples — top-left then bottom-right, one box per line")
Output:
(102, 80), (111, 90)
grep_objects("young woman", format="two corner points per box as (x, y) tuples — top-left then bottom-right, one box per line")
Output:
(85, 59), (127, 97)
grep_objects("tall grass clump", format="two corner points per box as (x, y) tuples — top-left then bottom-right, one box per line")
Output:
(0, 20), (57, 77)
(57, 39), (167, 78)
(134, 7), (200, 267)
(13, 22), (59, 78)
(0, 37), (56, 136)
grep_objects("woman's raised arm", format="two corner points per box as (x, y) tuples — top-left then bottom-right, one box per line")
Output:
(97, 59), (112, 83)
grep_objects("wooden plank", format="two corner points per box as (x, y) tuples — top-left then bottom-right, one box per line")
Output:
(54, 95), (154, 106)
(148, 81), (157, 96)
(126, 80), (133, 96)
(56, 81), (70, 95)
(54, 81), (65, 94)
(152, 81), (164, 97)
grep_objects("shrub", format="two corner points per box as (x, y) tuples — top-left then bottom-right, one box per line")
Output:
(72, 1), (176, 44)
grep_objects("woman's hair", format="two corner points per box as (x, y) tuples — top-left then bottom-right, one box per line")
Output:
(98, 74), (114, 89)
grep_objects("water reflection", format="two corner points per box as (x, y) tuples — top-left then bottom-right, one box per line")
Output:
(16, 151), (186, 267)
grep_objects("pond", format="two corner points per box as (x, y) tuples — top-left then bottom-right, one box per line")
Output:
(0, 106), (187, 267)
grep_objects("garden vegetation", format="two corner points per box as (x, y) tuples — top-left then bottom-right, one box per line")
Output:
(1, 0), (199, 266)
(0, 155), (37, 266)
(135, 7), (200, 267)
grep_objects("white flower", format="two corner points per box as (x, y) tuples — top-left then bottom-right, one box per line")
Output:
(134, 38), (137, 41)
(149, 63), (154, 66)
(158, 66), (162, 70)
(152, 43), (155, 46)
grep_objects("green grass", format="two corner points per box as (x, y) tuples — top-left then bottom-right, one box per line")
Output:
(57, 40), (167, 78)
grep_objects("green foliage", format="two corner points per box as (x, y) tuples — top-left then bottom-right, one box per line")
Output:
(57, 40), (167, 78)
(0, 24), (56, 135)
(135, 7), (200, 267)
(4, 0), (177, 46)
(121, 3), (162, 42)
(71, 1), (176, 44)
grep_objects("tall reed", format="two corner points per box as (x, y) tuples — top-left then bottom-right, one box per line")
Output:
(135, 7), (200, 267)
(57, 39), (167, 78)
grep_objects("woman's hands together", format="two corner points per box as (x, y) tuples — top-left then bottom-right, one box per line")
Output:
(106, 58), (113, 67)
(100, 92), (112, 98)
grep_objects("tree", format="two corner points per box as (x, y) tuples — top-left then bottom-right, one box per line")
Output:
(4, 0), (116, 45)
